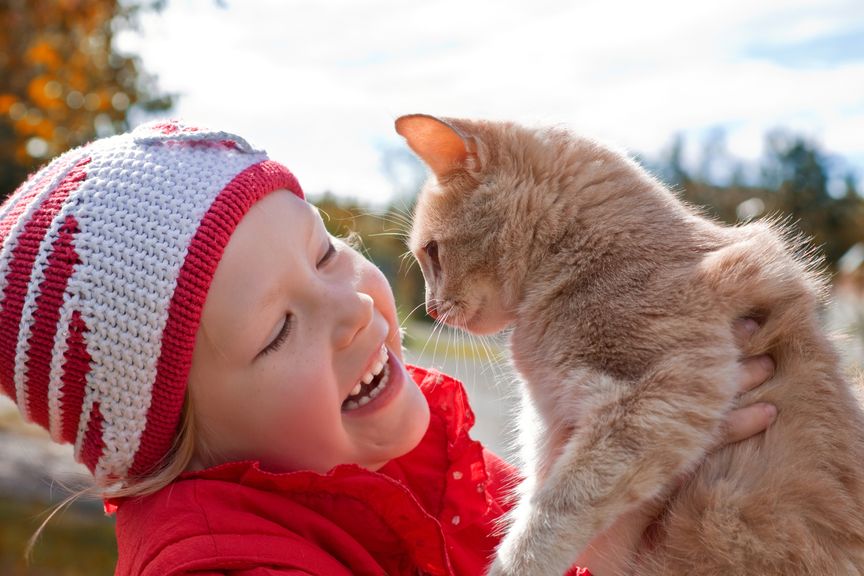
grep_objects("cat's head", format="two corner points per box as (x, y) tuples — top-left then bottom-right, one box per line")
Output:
(396, 114), (549, 335)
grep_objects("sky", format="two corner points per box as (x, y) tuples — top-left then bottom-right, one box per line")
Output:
(118, 0), (864, 206)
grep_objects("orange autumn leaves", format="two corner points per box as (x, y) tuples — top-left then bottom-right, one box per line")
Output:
(0, 0), (171, 199)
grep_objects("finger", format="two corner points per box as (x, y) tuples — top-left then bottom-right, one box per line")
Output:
(732, 317), (760, 348)
(737, 355), (775, 394)
(721, 402), (777, 445)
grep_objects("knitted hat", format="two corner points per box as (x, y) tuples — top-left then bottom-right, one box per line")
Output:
(0, 120), (303, 483)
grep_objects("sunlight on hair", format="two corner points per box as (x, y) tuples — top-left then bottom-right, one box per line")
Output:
(26, 393), (199, 562)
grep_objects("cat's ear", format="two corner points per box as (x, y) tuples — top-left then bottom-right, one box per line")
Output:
(395, 114), (478, 179)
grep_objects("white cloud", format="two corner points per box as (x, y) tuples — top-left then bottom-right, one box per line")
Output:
(116, 0), (864, 204)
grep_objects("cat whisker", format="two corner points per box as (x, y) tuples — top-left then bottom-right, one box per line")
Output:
(432, 308), (452, 369)
(370, 212), (407, 225)
(457, 311), (484, 391)
(398, 250), (419, 276)
(462, 321), (477, 388)
(365, 212), (414, 242)
(465, 330), (479, 389)
(457, 312), (476, 387)
(367, 230), (409, 240)
(449, 320), (460, 383)
(375, 211), (413, 232)
(487, 334), (509, 379)
(387, 216), (413, 232)
(483, 334), (512, 399)
(457, 316), (471, 387)
(399, 301), (428, 332)
(352, 209), (391, 222)
(417, 302), (445, 362)
(477, 333), (502, 380)
(418, 323), (438, 366)
(388, 203), (416, 223)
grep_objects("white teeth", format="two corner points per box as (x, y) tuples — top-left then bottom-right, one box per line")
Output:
(357, 345), (388, 387)
(369, 375), (386, 398)
(342, 346), (391, 411)
(370, 360), (384, 376)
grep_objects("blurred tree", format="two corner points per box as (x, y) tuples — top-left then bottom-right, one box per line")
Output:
(656, 131), (864, 271)
(760, 131), (864, 267)
(315, 193), (426, 323)
(0, 0), (173, 200)
(651, 133), (756, 225)
(654, 133), (690, 190)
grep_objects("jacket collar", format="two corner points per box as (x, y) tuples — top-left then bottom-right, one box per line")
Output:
(112, 365), (493, 575)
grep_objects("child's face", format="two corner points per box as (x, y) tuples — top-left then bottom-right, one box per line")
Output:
(186, 190), (430, 473)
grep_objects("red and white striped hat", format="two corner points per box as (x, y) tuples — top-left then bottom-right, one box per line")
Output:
(0, 120), (303, 483)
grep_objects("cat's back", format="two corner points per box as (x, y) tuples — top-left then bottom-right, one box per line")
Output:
(513, 211), (730, 382)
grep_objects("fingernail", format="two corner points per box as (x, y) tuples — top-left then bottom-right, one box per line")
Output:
(760, 355), (775, 373)
(763, 403), (778, 421)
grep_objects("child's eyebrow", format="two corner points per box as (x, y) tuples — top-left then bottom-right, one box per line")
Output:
(253, 283), (284, 316)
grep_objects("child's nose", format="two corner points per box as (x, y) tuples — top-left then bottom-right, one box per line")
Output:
(332, 290), (375, 349)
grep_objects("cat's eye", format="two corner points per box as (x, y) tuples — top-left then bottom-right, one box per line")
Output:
(424, 240), (440, 271)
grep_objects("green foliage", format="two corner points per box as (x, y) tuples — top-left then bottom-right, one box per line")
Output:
(313, 193), (427, 324)
(650, 130), (863, 272)
(0, 497), (116, 576)
(760, 131), (863, 267)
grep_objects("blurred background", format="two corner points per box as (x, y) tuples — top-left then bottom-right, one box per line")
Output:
(1, 0), (863, 573)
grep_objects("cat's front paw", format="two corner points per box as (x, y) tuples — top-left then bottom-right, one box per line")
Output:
(491, 505), (585, 576)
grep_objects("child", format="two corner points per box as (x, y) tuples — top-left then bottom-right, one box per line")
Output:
(0, 120), (776, 576)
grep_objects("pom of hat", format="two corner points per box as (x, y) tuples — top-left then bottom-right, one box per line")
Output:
(0, 120), (303, 483)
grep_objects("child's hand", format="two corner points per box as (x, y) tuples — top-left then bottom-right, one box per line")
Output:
(717, 317), (778, 444)
(576, 317), (777, 576)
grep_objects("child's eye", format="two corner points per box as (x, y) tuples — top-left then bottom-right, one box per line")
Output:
(260, 314), (292, 357)
(318, 240), (337, 267)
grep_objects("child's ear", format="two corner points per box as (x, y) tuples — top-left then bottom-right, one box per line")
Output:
(395, 114), (478, 180)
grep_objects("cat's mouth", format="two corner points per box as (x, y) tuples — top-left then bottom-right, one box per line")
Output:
(438, 294), (513, 336)
(431, 298), (483, 332)
(430, 300), (467, 327)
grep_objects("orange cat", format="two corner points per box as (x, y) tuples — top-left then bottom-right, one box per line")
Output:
(397, 114), (864, 576)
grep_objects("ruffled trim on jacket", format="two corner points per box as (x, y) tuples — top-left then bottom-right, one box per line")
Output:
(109, 364), (502, 576)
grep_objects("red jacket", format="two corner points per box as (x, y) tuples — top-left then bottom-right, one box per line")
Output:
(113, 366), (590, 576)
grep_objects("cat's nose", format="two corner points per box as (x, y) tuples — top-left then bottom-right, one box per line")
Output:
(426, 301), (439, 319)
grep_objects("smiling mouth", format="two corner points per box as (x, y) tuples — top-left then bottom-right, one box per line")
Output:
(342, 345), (390, 411)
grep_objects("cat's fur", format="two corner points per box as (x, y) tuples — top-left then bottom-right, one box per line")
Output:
(396, 114), (864, 576)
